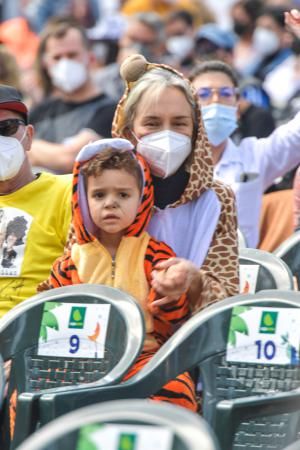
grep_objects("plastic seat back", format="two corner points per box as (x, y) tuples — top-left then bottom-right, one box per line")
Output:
(239, 248), (294, 292)
(199, 292), (300, 449)
(16, 400), (219, 450)
(284, 442), (300, 450)
(274, 231), (300, 289)
(39, 291), (300, 450)
(215, 387), (300, 450)
(0, 285), (145, 449)
(0, 354), (5, 410)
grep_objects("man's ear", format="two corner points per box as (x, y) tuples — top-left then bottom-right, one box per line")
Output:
(23, 125), (34, 152)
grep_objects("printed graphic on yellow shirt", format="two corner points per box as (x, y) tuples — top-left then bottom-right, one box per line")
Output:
(0, 207), (32, 277)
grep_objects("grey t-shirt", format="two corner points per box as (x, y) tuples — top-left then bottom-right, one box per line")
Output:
(29, 93), (116, 143)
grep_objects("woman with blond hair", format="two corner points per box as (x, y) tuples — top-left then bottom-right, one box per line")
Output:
(112, 54), (239, 312)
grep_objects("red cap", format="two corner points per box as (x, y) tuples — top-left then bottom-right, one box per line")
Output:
(0, 85), (28, 124)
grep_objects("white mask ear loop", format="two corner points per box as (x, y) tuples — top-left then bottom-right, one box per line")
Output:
(130, 130), (140, 145)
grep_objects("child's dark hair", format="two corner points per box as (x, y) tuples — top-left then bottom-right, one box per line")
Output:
(81, 148), (143, 193)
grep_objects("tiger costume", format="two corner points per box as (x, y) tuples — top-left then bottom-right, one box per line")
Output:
(48, 138), (197, 411)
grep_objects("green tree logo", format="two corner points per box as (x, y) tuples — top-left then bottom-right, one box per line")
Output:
(76, 424), (101, 450)
(228, 306), (251, 346)
(39, 302), (61, 342)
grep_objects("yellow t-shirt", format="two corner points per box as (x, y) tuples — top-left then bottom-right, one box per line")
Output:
(0, 172), (72, 316)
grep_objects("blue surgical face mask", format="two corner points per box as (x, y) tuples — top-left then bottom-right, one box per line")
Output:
(201, 103), (238, 146)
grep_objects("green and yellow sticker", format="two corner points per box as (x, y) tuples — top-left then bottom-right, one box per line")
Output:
(259, 311), (278, 334)
(118, 433), (137, 450)
(68, 306), (87, 329)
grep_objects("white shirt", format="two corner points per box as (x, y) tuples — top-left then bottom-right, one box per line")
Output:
(147, 189), (221, 266)
(263, 55), (299, 109)
(214, 112), (300, 248)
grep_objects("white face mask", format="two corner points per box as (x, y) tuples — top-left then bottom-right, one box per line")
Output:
(166, 35), (194, 61)
(252, 27), (280, 56)
(136, 130), (191, 178)
(49, 58), (88, 93)
(0, 129), (26, 181)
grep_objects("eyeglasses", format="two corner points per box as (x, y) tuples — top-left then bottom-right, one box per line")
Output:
(196, 87), (239, 104)
(0, 119), (26, 137)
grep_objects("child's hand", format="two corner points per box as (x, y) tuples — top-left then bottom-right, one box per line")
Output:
(285, 9), (300, 38)
(151, 257), (198, 307)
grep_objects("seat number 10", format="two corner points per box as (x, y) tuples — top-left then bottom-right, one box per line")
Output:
(255, 340), (276, 360)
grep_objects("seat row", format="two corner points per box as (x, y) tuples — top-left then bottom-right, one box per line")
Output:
(1, 282), (300, 449)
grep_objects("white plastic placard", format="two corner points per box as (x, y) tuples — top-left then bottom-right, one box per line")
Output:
(77, 424), (173, 450)
(38, 302), (110, 359)
(239, 264), (259, 293)
(226, 306), (300, 365)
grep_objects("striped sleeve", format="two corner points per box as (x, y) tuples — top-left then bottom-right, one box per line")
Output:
(144, 237), (190, 344)
(48, 252), (80, 288)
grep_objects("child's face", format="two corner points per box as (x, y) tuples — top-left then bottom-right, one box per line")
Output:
(87, 168), (141, 240)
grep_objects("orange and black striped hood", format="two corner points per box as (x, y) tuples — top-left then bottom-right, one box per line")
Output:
(72, 138), (154, 245)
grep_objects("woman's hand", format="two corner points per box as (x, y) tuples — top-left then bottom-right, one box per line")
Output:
(150, 257), (199, 307)
(285, 9), (300, 38)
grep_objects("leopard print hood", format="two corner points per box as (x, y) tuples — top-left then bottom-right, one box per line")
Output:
(111, 54), (214, 208)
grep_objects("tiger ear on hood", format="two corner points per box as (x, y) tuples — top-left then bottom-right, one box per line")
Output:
(120, 54), (148, 85)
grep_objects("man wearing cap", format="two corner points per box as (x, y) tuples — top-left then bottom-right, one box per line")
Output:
(195, 23), (236, 66)
(0, 85), (72, 317)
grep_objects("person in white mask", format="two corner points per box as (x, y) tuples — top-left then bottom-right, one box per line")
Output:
(250, 5), (293, 81)
(190, 25), (300, 249)
(0, 84), (72, 316)
(165, 10), (195, 69)
(111, 53), (240, 313)
(29, 16), (116, 173)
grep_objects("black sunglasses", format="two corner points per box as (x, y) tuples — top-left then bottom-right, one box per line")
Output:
(0, 119), (26, 137)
